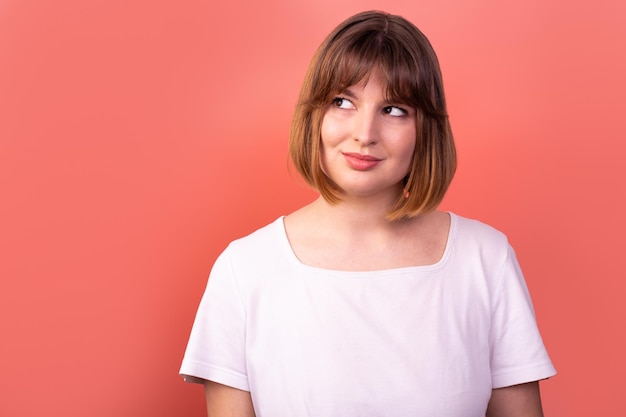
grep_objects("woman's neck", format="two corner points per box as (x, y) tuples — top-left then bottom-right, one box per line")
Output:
(283, 197), (448, 271)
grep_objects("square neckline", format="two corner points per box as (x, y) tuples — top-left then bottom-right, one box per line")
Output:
(276, 212), (458, 277)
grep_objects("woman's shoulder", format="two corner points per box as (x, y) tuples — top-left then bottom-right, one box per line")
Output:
(445, 212), (518, 275)
(449, 212), (511, 250)
(226, 217), (287, 254)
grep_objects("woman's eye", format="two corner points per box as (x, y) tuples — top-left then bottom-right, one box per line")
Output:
(332, 97), (354, 109)
(384, 106), (407, 117)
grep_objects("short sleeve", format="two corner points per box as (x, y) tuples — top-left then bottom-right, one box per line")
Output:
(179, 248), (249, 391)
(489, 244), (556, 388)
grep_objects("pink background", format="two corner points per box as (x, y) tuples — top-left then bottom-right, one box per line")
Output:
(1, 0), (625, 415)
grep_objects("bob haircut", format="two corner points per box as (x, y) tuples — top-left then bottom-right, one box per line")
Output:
(289, 10), (456, 221)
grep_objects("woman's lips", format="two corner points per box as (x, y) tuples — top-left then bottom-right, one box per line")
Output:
(342, 152), (382, 171)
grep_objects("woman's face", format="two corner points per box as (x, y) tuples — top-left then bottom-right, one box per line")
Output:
(320, 71), (416, 201)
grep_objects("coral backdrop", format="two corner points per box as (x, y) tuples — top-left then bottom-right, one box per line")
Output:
(1, 0), (624, 416)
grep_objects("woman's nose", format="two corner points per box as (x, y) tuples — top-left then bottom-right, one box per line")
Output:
(353, 109), (378, 146)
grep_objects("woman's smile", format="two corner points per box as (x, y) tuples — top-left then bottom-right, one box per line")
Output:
(342, 152), (383, 171)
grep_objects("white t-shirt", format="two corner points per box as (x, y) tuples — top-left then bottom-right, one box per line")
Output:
(180, 213), (556, 417)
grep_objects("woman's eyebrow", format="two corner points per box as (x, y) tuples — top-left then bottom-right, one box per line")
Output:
(340, 88), (358, 100)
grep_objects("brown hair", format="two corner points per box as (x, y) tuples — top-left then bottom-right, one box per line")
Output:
(289, 10), (456, 220)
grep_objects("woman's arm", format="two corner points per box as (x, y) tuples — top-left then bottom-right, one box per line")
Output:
(203, 380), (256, 417)
(486, 381), (544, 417)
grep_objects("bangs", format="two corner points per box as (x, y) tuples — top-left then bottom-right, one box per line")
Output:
(310, 31), (422, 109)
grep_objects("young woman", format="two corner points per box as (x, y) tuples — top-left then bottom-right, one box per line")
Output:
(180, 10), (555, 417)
